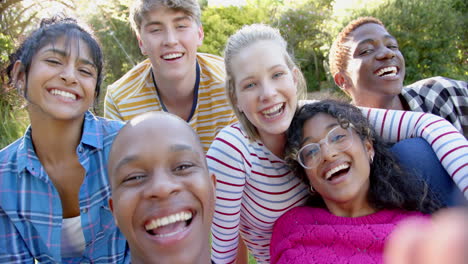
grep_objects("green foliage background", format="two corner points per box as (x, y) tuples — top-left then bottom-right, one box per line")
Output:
(1, 0), (467, 150)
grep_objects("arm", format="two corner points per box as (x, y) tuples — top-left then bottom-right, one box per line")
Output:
(103, 87), (124, 121)
(363, 108), (468, 198)
(207, 126), (248, 264)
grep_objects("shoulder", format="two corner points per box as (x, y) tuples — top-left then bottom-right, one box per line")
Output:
(106, 59), (152, 94)
(196, 53), (225, 75)
(404, 76), (468, 95)
(0, 137), (24, 164)
(84, 112), (124, 146)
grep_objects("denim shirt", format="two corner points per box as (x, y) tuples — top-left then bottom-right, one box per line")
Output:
(0, 111), (129, 263)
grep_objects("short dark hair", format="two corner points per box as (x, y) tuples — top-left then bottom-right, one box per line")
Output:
(285, 99), (442, 214)
(3, 16), (103, 104)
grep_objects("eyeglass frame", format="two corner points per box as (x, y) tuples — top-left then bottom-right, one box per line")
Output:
(296, 124), (356, 169)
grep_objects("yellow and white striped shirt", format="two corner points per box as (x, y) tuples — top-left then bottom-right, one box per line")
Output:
(104, 53), (237, 152)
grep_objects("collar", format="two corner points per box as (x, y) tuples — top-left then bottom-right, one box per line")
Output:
(16, 111), (102, 176)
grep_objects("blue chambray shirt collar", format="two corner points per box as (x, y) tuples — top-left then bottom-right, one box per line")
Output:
(16, 111), (103, 177)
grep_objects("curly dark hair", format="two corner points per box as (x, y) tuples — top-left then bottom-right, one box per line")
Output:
(285, 99), (442, 214)
(2, 15), (103, 108)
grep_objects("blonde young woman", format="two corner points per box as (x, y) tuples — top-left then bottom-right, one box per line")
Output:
(206, 24), (467, 263)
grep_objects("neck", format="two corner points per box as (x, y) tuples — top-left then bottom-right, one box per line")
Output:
(29, 112), (83, 166)
(260, 133), (287, 158)
(353, 94), (404, 110)
(152, 66), (197, 107)
(324, 195), (376, 218)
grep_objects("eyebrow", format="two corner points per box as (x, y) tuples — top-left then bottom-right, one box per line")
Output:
(301, 123), (339, 145)
(144, 15), (192, 28)
(356, 35), (397, 47)
(43, 48), (96, 68)
(113, 143), (198, 173)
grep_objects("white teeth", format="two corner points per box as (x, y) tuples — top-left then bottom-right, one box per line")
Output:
(50, 89), (77, 100)
(376, 66), (397, 77)
(162, 53), (183, 59)
(145, 211), (192, 231)
(325, 163), (350, 180)
(262, 103), (283, 115)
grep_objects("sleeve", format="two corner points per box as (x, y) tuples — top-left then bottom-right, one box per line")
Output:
(0, 208), (35, 263)
(270, 210), (295, 264)
(103, 86), (124, 121)
(362, 108), (468, 198)
(206, 127), (248, 264)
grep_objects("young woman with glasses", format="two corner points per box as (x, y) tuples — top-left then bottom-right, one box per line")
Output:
(270, 99), (443, 264)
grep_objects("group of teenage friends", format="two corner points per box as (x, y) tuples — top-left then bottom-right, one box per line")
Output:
(0, 0), (466, 263)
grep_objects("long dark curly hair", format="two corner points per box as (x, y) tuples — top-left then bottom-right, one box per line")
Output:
(285, 99), (442, 214)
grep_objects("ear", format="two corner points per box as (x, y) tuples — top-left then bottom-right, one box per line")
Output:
(108, 198), (119, 226)
(210, 173), (217, 188)
(12, 60), (25, 88)
(333, 71), (352, 96)
(364, 138), (374, 162)
(197, 25), (204, 47)
(137, 35), (147, 56)
(292, 67), (300, 88)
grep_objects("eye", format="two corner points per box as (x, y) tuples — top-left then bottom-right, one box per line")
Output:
(45, 58), (61, 65)
(174, 163), (194, 172)
(272, 72), (285, 79)
(243, 82), (256, 90)
(329, 133), (347, 143)
(388, 45), (399, 50)
(78, 67), (94, 76)
(359, 49), (373, 56)
(176, 24), (188, 29)
(303, 145), (320, 158)
(122, 174), (147, 184)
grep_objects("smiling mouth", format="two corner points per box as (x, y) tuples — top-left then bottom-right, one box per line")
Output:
(145, 211), (193, 237)
(162, 53), (183, 60)
(261, 103), (285, 119)
(375, 66), (398, 77)
(50, 89), (77, 101)
(325, 163), (350, 181)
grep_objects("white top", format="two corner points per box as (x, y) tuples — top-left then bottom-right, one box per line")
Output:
(61, 215), (86, 258)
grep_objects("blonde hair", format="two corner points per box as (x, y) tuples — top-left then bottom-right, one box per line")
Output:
(224, 24), (307, 141)
(130, 0), (201, 34)
(329, 17), (385, 77)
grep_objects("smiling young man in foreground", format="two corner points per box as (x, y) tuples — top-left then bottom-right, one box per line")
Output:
(108, 112), (216, 264)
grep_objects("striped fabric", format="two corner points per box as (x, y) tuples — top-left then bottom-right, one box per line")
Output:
(401, 76), (468, 138)
(104, 53), (237, 152)
(207, 108), (468, 264)
(0, 112), (129, 264)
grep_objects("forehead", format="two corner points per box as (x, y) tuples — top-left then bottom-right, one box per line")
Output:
(347, 23), (393, 44)
(303, 113), (338, 137)
(142, 6), (193, 24)
(232, 40), (287, 79)
(36, 36), (93, 59)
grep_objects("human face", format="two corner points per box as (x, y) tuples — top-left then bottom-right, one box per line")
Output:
(108, 114), (215, 264)
(301, 113), (374, 215)
(16, 37), (97, 121)
(342, 23), (405, 100)
(232, 40), (298, 141)
(138, 7), (204, 82)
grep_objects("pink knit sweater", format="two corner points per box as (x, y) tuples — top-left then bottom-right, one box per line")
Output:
(270, 207), (427, 264)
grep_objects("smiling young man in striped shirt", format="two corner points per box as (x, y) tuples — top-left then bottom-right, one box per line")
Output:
(104, 0), (236, 152)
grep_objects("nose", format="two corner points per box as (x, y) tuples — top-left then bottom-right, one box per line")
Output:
(163, 28), (178, 47)
(60, 64), (78, 85)
(320, 142), (339, 161)
(143, 169), (181, 199)
(259, 80), (278, 102)
(376, 46), (396, 60)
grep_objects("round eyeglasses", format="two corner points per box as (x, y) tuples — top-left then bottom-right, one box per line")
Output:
(297, 125), (355, 169)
